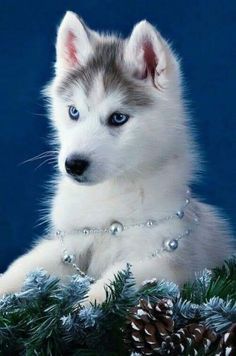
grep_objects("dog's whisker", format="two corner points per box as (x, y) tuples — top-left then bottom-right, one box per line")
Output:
(34, 158), (57, 171)
(34, 216), (50, 228)
(19, 151), (58, 166)
(31, 112), (47, 117)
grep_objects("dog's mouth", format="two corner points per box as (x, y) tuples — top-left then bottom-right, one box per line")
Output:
(66, 173), (96, 185)
(70, 174), (89, 183)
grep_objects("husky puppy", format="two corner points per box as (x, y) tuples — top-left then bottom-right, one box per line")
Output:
(0, 12), (234, 302)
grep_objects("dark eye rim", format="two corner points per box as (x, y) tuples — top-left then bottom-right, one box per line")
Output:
(68, 105), (80, 120)
(108, 112), (130, 127)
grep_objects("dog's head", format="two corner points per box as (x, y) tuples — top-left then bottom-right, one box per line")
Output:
(46, 11), (185, 185)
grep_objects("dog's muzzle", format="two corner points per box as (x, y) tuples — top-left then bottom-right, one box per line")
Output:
(65, 155), (90, 178)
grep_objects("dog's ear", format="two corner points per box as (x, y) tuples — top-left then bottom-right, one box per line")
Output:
(55, 11), (94, 74)
(124, 20), (171, 89)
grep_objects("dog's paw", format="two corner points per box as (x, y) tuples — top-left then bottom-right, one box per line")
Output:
(0, 276), (7, 297)
(85, 281), (107, 305)
(0, 275), (18, 297)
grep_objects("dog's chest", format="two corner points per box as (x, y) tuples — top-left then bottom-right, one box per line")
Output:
(51, 178), (154, 232)
(50, 177), (190, 278)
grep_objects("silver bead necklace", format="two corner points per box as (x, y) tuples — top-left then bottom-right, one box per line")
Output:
(56, 190), (198, 277)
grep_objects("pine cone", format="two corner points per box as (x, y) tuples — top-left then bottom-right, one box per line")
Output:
(124, 298), (174, 355)
(159, 323), (218, 355)
(215, 323), (236, 356)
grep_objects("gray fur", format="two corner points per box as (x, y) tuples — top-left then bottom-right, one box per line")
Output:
(57, 38), (154, 108)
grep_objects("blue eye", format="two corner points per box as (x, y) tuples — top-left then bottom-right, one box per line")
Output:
(108, 112), (130, 126)
(69, 106), (80, 120)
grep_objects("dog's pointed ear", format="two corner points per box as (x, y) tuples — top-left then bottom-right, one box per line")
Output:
(124, 20), (170, 89)
(55, 11), (94, 74)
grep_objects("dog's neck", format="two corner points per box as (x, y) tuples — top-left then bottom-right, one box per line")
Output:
(50, 154), (193, 231)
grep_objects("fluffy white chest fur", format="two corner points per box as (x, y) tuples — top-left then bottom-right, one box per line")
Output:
(0, 11), (234, 302)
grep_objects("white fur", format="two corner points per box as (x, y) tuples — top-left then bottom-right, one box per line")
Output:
(124, 20), (168, 88)
(55, 11), (94, 74)
(0, 12), (234, 303)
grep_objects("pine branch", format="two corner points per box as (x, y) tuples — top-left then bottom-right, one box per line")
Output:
(201, 297), (236, 333)
(181, 257), (236, 304)
(138, 279), (179, 302)
(173, 298), (201, 328)
(0, 257), (236, 355)
(102, 263), (137, 315)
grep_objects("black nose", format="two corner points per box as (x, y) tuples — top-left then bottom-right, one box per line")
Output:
(65, 156), (90, 176)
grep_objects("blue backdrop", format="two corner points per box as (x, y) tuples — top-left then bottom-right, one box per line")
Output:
(0, 1), (235, 272)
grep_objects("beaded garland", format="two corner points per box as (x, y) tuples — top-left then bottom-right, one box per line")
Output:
(56, 190), (199, 276)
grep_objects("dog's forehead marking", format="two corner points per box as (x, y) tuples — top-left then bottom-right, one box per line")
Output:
(57, 38), (153, 108)
(88, 72), (105, 107)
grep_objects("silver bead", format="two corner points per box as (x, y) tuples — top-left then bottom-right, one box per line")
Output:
(146, 219), (156, 227)
(56, 230), (66, 237)
(176, 210), (184, 219)
(164, 239), (179, 251)
(185, 229), (191, 236)
(72, 263), (86, 277)
(62, 253), (76, 264)
(56, 230), (65, 238)
(186, 189), (191, 196)
(185, 198), (190, 206)
(151, 248), (162, 257)
(83, 228), (90, 235)
(109, 221), (124, 236)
